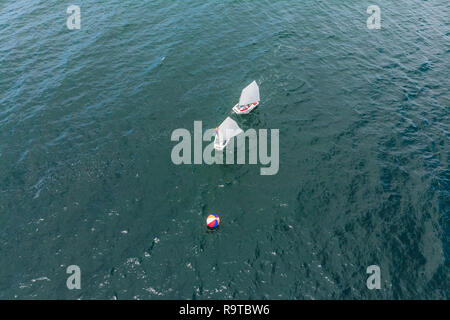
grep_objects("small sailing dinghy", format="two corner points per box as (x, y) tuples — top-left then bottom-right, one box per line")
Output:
(214, 117), (243, 151)
(232, 81), (260, 114)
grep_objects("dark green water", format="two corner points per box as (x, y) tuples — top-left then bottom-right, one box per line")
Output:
(0, 0), (448, 299)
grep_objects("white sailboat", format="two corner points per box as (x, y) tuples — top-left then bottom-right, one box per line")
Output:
(214, 117), (243, 151)
(232, 81), (260, 114)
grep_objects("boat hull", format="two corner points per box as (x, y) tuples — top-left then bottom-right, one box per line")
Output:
(232, 101), (259, 114)
(214, 135), (226, 151)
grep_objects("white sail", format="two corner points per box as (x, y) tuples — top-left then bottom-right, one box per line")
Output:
(238, 81), (260, 106)
(216, 117), (243, 147)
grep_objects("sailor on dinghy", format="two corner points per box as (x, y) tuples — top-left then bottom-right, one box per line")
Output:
(232, 81), (260, 114)
(214, 117), (243, 151)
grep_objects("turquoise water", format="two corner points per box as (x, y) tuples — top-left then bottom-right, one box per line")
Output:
(0, 0), (448, 299)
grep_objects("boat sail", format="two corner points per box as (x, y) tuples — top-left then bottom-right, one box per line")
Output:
(232, 81), (260, 114)
(214, 117), (243, 151)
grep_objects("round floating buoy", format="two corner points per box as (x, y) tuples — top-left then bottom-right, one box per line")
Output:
(206, 214), (220, 229)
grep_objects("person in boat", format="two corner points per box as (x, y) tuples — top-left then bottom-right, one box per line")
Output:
(215, 127), (220, 143)
(239, 104), (251, 111)
(215, 127), (228, 147)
